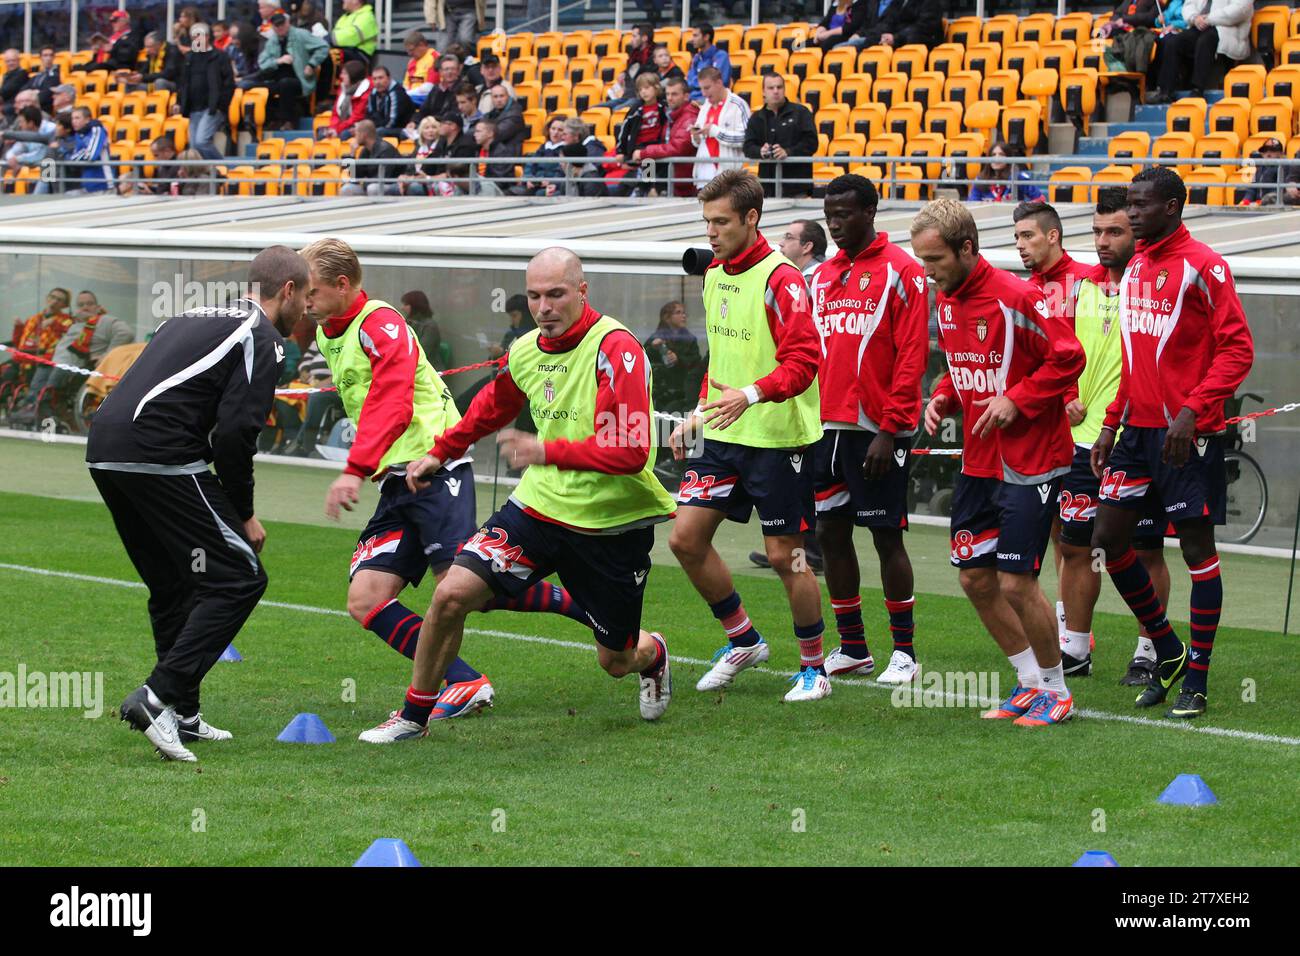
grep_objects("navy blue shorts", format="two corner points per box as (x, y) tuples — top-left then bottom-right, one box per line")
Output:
(676, 438), (815, 537)
(950, 472), (1060, 575)
(1059, 445), (1165, 549)
(454, 501), (654, 652)
(1098, 426), (1226, 526)
(350, 462), (478, 585)
(812, 428), (910, 529)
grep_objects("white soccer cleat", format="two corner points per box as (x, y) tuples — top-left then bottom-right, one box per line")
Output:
(695, 639), (770, 691)
(783, 667), (832, 702)
(358, 710), (429, 744)
(875, 650), (919, 685)
(638, 632), (672, 721)
(824, 647), (875, 677)
(119, 686), (197, 762)
(178, 713), (233, 742)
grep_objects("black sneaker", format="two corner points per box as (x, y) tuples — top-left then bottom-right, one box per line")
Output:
(1166, 689), (1207, 719)
(748, 550), (772, 569)
(1134, 643), (1188, 708)
(1062, 651), (1092, 676)
(1120, 656), (1157, 687)
(120, 686), (197, 761)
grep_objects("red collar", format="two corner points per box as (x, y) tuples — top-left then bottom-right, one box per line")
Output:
(1036, 250), (1078, 286)
(719, 233), (773, 275)
(949, 255), (992, 300)
(826, 231), (887, 269)
(538, 303), (602, 353)
(321, 290), (369, 338)
(1136, 222), (1190, 257)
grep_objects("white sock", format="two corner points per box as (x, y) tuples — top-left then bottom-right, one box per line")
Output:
(1055, 601), (1066, 639)
(1064, 628), (1092, 657)
(143, 684), (165, 709)
(1038, 662), (1069, 697)
(1008, 648), (1040, 689)
(1134, 636), (1156, 661)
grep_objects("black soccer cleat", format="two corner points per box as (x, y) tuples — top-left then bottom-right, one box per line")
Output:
(1061, 651), (1092, 677)
(1120, 656), (1157, 687)
(120, 685), (196, 762)
(1134, 642), (1188, 708)
(1166, 689), (1207, 719)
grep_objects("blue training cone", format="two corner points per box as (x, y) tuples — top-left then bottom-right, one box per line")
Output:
(276, 713), (335, 744)
(1073, 850), (1120, 867)
(354, 838), (422, 867)
(1158, 773), (1218, 806)
(219, 644), (243, 662)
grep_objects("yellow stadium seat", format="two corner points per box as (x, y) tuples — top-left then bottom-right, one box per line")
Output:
(1002, 100), (1043, 151)
(822, 47), (858, 81)
(1280, 37), (1300, 68)
(1184, 165), (1230, 205)
(532, 32), (564, 61)
(562, 55), (595, 86)
(540, 81), (572, 113)
(596, 55), (626, 85)
(733, 75), (764, 110)
(756, 49), (790, 76)
(1253, 6), (1291, 69)
(857, 46), (893, 80)
(1003, 43), (1039, 77)
(521, 108), (548, 138)
(891, 44), (927, 78)
(789, 48), (823, 82)
(1251, 97), (1292, 138)
(227, 87), (246, 133)
(590, 30), (620, 58)
(780, 72), (801, 103)
(108, 141), (134, 179)
(1265, 65), (1300, 105)
(1049, 166), (1093, 204)
(562, 31), (591, 59)
(508, 56), (537, 86)
(945, 17), (982, 47)
(1018, 14), (1056, 45)
(312, 139), (343, 162)
(964, 100), (1002, 150)
(505, 33), (533, 61)
(1109, 131), (1151, 159)
(1196, 132), (1242, 172)
(1291, 8), (1300, 36)
(848, 161), (885, 184)
(925, 101), (964, 139)
(143, 90), (171, 117)
(816, 104), (850, 140)
(571, 80), (604, 114)
(828, 133), (867, 157)
(81, 70), (111, 96)
(865, 133), (904, 159)
(162, 115), (187, 151)
(241, 87), (268, 140)
(1022, 68), (1059, 123)
(119, 91), (147, 117)
(944, 70), (982, 108)
(1091, 163), (1135, 200)
(1076, 41), (1107, 73)
(1208, 98), (1251, 143)
(580, 109), (610, 139)
(650, 27), (681, 53)
(887, 102), (923, 141)
(513, 81), (542, 112)
(849, 103), (886, 139)
(1060, 69), (1099, 133)
(1038, 41), (1077, 77)
(1166, 97), (1207, 135)
(111, 116), (139, 144)
(982, 70), (1020, 107)
(308, 163), (345, 197)
(889, 163), (925, 201)
(837, 75), (872, 110)
(813, 162), (845, 185)
(1055, 13), (1094, 45)
(713, 24), (744, 54)
(537, 56), (571, 87)
(744, 24), (777, 56)
(1224, 65), (1266, 102)
(257, 140), (285, 162)
(964, 44), (1001, 77)
(476, 32), (505, 59)
(872, 72), (908, 109)
(928, 43), (965, 76)
(1151, 131), (1196, 166)
(97, 91), (124, 120)
(945, 133), (985, 182)
(777, 24), (810, 52)
(729, 49), (757, 80)
(800, 74), (836, 114)
(982, 15), (1019, 48)
(137, 115), (163, 143)
(908, 71), (944, 111)
(906, 132), (946, 191)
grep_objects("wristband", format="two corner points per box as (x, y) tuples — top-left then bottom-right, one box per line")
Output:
(741, 385), (761, 406)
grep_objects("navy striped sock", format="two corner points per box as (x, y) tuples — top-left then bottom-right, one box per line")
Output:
(400, 685), (437, 726)
(363, 599), (479, 683)
(831, 596), (868, 658)
(710, 591), (763, 648)
(886, 596), (916, 659)
(1106, 549), (1183, 660)
(1184, 555), (1223, 695)
(485, 582), (589, 625)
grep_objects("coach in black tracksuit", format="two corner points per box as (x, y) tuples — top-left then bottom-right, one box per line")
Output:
(86, 246), (308, 762)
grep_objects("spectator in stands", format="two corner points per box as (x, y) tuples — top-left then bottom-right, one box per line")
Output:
(1, 49), (27, 122)
(125, 32), (182, 93)
(609, 73), (668, 196)
(86, 10), (143, 73)
(0, 288), (72, 404)
(418, 53), (463, 120)
(778, 219), (828, 283)
(403, 30), (439, 106)
(258, 12), (330, 130)
(175, 148), (225, 194)
(176, 24), (235, 161)
(968, 140), (1042, 203)
(258, 1), (283, 34)
(448, 41), (481, 85)
(744, 73), (818, 198)
(212, 21), (232, 50)
(341, 119), (405, 196)
(471, 116), (515, 195)
(474, 54), (514, 115)
(173, 6), (203, 53)
(637, 75), (698, 197)
(690, 66), (749, 191)
(1148, 0), (1252, 103)
(511, 113), (568, 196)
(1096, 0), (1169, 34)
(454, 83), (482, 137)
(65, 106), (113, 194)
(853, 0), (945, 50)
(50, 84), (74, 115)
(427, 0), (484, 53)
(22, 46), (59, 115)
(487, 293), (531, 358)
(1237, 137), (1300, 206)
(365, 66), (414, 139)
(116, 135), (180, 196)
(559, 115), (607, 197)
(401, 113), (471, 194)
(293, 1), (331, 39)
(814, 0), (865, 52)
(3, 106), (48, 175)
(400, 290), (444, 367)
(686, 22), (731, 98)
(484, 83), (525, 155)
(653, 44), (685, 84)
(644, 300), (703, 414)
(227, 22), (262, 87)
(333, 0), (379, 69)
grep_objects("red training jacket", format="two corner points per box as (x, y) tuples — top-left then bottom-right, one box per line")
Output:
(638, 99), (699, 197)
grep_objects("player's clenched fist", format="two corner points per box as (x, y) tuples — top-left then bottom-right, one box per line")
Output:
(405, 453), (444, 493)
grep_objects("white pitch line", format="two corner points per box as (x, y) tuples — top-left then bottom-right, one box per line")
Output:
(3, 560), (1299, 748)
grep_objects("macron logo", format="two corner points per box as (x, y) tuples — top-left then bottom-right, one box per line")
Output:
(633, 569), (647, 586)
(894, 449), (907, 467)
(621, 350), (636, 374)
(913, 275), (926, 295)
(1037, 483), (1052, 504)
(381, 323), (400, 340)
(447, 477), (462, 497)
(50, 886), (151, 937)
(1033, 299), (1050, 319)
(274, 343), (285, 364)
(786, 282), (803, 303)
(1211, 264), (1226, 283)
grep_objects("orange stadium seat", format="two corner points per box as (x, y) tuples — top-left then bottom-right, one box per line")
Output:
(837, 75), (872, 110)
(777, 24), (810, 52)
(822, 47), (858, 81)
(982, 70), (1020, 107)
(906, 132), (946, 189)
(1002, 100), (1043, 151)
(889, 163), (925, 201)
(505, 33), (533, 61)
(1244, 131), (1289, 156)
(537, 56), (569, 86)
(849, 102), (886, 139)
(865, 132), (904, 159)
(983, 15), (1020, 48)
(119, 91), (146, 116)
(789, 48), (823, 82)
(143, 90), (170, 117)
(945, 133), (985, 182)
(756, 49), (790, 76)
(1253, 5), (1290, 70)
(137, 115), (163, 143)
(1196, 132), (1242, 174)
(112, 116), (139, 144)
(1151, 132), (1196, 168)
(733, 75), (764, 110)
(1039, 41), (1077, 77)
(729, 49), (757, 80)
(964, 100), (1002, 150)
(744, 24), (777, 56)
(508, 57), (538, 86)
(1208, 98), (1251, 142)
(872, 72), (908, 109)
(580, 109), (610, 138)
(1049, 166), (1093, 204)
(891, 44), (927, 78)
(1184, 166), (1230, 205)
(1022, 68), (1059, 121)
(1076, 41), (1108, 73)
(1109, 131), (1151, 159)
(162, 115), (188, 151)
(257, 139), (285, 163)
(571, 80), (604, 114)
(97, 91), (124, 120)
(1281, 37), (1300, 66)
(928, 43), (965, 76)
(521, 108), (547, 138)
(568, 55), (599, 85)
(652, 27), (682, 53)
(1091, 163), (1135, 200)
(1251, 97), (1293, 137)
(108, 141), (134, 178)
(964, 44), (1001, 77)
(1265, 65), (1300, 103)
(596, 55), (626, 85)
(562, 32), (591, 59)
(96, 115), (116, 141)
(1018, 14), (1056, 45)
(816, 103), (849, 139)
(532, 32), (564, 61)
(1060, 69), (1099, 132)
(908, 71), (944, 110)
(944, 71), (982, 108)
(590, 30), (620, 58)
(801, 74), (836, 114)
(1167, 97), (1208, 135)
(887, 102), (924, 141)
(828, 133), (867, 158)
(925, 101), (964, 139)
(858, 46), (893, 80)
(513, 81), (542, 111)
(1224, 65), (1266, 102)
(476, 33), (504, 59)
(713, 24), (743, 54)
(1002, 42), (1039, 77)
(541, 81), (572, 113)
(946, 17), (982, 47)
(241, 87), (268, 140)
(1055, 13), (1094, 44)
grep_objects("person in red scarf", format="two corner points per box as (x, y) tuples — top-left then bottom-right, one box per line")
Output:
(75, 10), (142, 73)
(1, 287), (73, 405)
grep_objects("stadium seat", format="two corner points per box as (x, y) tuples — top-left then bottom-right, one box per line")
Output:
(143, 90), (170, 117)
(505, 33), (533, 61)
(814, 132), (830, 158)
(1091, 163), (1135, 200)
(1055, 13), (1094, 44)
(1049, 166), (1094, 204)
(1251, 97), (1293, 138)
(580, 108), (610, 138)
(789, 48), (823, 82)
(849, 103), (886, 139)
(891, 45), (927, 79)
(537, 56), (568, 86)
(1245, 131), (1289, 155)
(822, 47), (858, 81)
(828, 133), (867, 158)
(1002, 42), (1039, 77)
(241, 87), (268, 141)
(906, 132), (946, 192)
(837, 75), (873, 110)
(944, 71), (982, 108)
(541, 81), (573, 113)
(756, 49), (790, 76)
(887, 103), (923, 141)
(858, 46), (893, 80)
(982, 70), (1020, 108)
(97, 115), (116, 141)
(908, 71), (944, 111)
(257, 140), (285, 163)
(848, 162), (885, 184)
(729, 49), (757, 80)
(1059, 69), (1098, 133)
(1039, 41), (1077, 77)
(137, 115), (163, 144)
(888, 163), (925, 201)
(562, 32), (591, 59)
(1282, 37), (1300, 67)
(776, 24), (810, 52)
(227, 88), (246, 135)
(112, 116), (139, 144)
(865, 133), (904, 159)
(816, 104), (849, 139)
(1208, 98), (1251, 143)
(733, 75), (765, 110)
(1076, 41), (1108, 72)
(82, 71), (110, 96)
(982, 15), (1020, 48)
(1002, 101), (1043, 151)
(651, 27), (682, 53)
(925, 101), (964, 139)
(568, 54), (597, 85)
(108, 141), (134, 178)
(744, 24), (776, 56)
(813, 161), (844, 185)
(1166, 97), (1208, 135)
(590, 30), (620, 58)
(571, 80), (604, 114)
(97, 91), (125, 120)
(872, 72), (908, 109)
(119, 91), (147, 117)
(713, 24), (744, 54)
(596, 55), (626, 85)
(964, 44), (1001, 77)
(308, 163), (345, 196)
(1224, 65), (1266, 103)
(508, 56), (538, 86)
(964, 100), (1002, 151)
(532, 32), (564, 61)
(513, 81), (542, 112)
(928, 44), (965, 77)
(1195, 132), (1242, 174)
(1151, 131), (1196, 168)
(1018, 14), (1056, 45)
(1108, 131), (1151, 159)
(1022, 68), (1060, 124)
(1265, 65), (1300, 103)
(1253, 5), (1290, 71)
(1184, 165), (1230, 205)
(945, 133), (985, 182)
(946, 17), (982, 48)
(801, 74), (836, 114)
(162, 115), (187, 151)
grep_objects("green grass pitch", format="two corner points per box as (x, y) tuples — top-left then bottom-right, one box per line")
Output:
(0, 439), (1297, 866)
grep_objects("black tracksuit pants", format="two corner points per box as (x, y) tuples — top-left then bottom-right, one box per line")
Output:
(90, 468), (267, 715)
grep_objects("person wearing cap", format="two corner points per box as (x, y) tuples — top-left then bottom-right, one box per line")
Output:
(1236, 138), (1300, 206)
(102, 11), (144, 72)
(257, 11), (330, 130)
(402, 111), (476, 195)
(474, 54), (514, 115)
(426, 0), (485, 54)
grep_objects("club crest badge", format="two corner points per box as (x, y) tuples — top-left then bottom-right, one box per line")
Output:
(859, 270), (871, 292)
(1155, 268), (1169, 292)
(544, 378), (554, 403)
(976, 317), (988, 342)
(720, 298), (729, 320)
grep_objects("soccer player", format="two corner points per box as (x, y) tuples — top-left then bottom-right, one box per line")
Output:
(1092, 168), (1255, 719)
(914, 199), (1085, 727)
(89, 246), (308, 761)
(667, 169), (826, 702)
(301, 238), (588, 720)
(811, 174), (929, 684)
(1054, 191), (1171, 683)
(358, 247), (676, 743)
